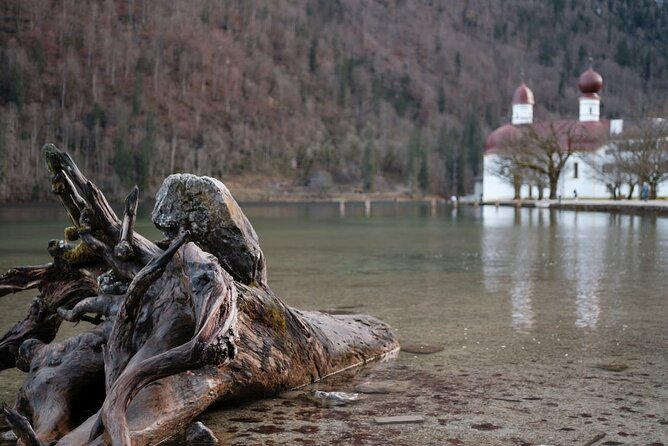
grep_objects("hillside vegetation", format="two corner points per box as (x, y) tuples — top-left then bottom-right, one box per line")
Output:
(1, 0), (667, 201)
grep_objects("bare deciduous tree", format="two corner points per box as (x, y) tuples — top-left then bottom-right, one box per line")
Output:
(612, 118), (668, 199)
(512, 122), (594, 199)
(490, 154), (523, 199)
(579, 146), (637, 199)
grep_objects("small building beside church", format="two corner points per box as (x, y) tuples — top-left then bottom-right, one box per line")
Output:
(481, 67), (663, 200)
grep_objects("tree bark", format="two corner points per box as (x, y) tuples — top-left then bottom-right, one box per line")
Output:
(0, 144), (399, 446)
(548, 173), (558, 200)
(513, 175), (521, 200)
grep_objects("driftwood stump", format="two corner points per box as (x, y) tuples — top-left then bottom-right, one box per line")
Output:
(0, 145), (399, 446)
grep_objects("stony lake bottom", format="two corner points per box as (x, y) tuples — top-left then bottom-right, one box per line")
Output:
(0, 202), (666, 445)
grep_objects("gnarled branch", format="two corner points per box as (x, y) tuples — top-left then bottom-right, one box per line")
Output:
(2, 145), (399, 446)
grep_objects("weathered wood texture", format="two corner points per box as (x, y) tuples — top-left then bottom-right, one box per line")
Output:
(0, 145), (399, 446)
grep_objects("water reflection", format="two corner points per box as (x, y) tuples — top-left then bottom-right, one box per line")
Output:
(481, 207), (664, 332)
(481, 207), (538, 333)
(509, 230), (536, 333)
(558, 212), (605, 329)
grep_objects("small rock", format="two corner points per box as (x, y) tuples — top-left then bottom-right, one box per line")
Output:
(471, 422), (501, 431)
(354, 380), (410, 394)
(311, 391), (361, 406)
(400, 343), (444, 354)
(595, 363), (628, 372)
(185, 422), (218, 446)
(373, 415), (425, 425)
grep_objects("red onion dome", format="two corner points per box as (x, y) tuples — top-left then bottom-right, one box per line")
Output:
(485, 124), (521, 154)
(578, 68), (603, 94)
(512, 82), (535, 105)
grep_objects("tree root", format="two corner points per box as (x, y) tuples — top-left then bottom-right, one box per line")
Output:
(0, 145), (399, 446)
(1, 403), (43, 446)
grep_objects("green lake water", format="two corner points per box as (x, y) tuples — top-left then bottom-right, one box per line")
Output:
(0, 202), (666, 445)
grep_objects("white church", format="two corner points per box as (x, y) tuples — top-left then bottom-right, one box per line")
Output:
(481, 67), (663, 200)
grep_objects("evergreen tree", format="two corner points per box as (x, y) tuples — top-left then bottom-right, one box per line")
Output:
(136, 113), (156, 189)
(407, 128), (422, 191)
(615, 39), (631, 66)
(455, 52), (462, 77)
(445, 143), (461, 196)
(0, 118), (5, 190)
(308, 38), (319, 73)
(113, 125), (131, 186)
(132, 75), (142, 115)
(437, 85), (446, 113)
(461, 110), (482, 178)
(362, 139), (374, 191)
(9, 64), (24, 109)
(418, 144), (429, 192)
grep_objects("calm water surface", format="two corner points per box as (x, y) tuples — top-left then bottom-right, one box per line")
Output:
(0, 203), (666, 445)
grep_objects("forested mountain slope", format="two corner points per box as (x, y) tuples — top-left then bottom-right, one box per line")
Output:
(1, 0), (666, 201)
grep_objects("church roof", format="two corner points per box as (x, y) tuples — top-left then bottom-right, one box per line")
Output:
(484, 120), (610, 155)
(484, 124), (521, 154)
(578, 67), (603, 95)
(512, 83), (535, 105)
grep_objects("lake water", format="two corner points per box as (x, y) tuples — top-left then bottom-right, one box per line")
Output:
(0, 202), (667, 445)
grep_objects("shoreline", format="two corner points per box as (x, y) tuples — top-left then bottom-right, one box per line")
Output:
(0, 191), (450, 207)
(481, 199), (668, 216)
(3, 194), (668, 218)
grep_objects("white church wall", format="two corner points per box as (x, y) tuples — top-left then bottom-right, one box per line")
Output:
(482, 155), (517, 200)
(483, 148), (668, 200)
(558, 155), (609, 199)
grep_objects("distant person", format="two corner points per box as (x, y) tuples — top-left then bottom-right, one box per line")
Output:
(573, 189), (578, 201)
(641, 183), (650, 201)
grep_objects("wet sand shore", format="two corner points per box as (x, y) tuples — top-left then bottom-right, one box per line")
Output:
(193, 319), (667, 446)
